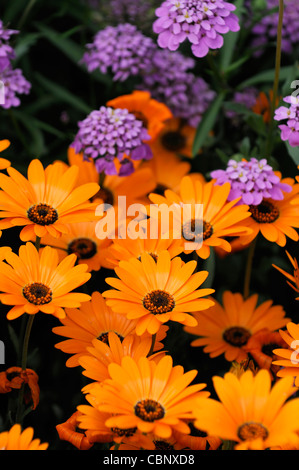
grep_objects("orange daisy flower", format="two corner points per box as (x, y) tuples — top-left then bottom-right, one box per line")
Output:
(148, 117), (196, 159)
(87, 354), (209, 440)
(79, 331), (165, 391)
(272, 251), (299, 299)
(107, 90), (173, 142)
(272, 322), (299, 387)
(243, 328), (288, 379)
(0, 159), (100, 241)
(149, 176), (252, 260)
(56, 411), (93, 450)
(238, 176), (299, 247)
(194, 369), (299, 450)
(38, 221), (115, 272)
(0, 242), (91, 320)
(103, 250), (215, 336)
(184, 291), (289, 363)
(0, 424), (48, 450)
(52, 291), (167, 367)
(0, 139), (11, 170)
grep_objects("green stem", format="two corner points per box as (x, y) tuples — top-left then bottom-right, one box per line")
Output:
(243, 237), (257, 299)
(265, 0), (284, 157)
(17, 0), (37, 30)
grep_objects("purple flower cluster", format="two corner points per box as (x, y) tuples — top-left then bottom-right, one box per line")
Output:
(153, 0), (240, 58)
(109, 0), (155, 23)
(225, 87), (259, 122)
(0, 19), (31, 109)
(140, 48), (215, 127)
(81, 24), (155, 81)
(211, 158), (292, 205)
(274, 95), (299, 148)
(251, 0), (299, 55)
(71, 106), (153, 176)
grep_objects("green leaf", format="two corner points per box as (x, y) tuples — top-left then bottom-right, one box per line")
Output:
(239, 65), (299, 89)
(285, 141), (299, 165)
(35, 73), (92, 114)
(220, 0), (244, 72)
(192, 93), (226, 157)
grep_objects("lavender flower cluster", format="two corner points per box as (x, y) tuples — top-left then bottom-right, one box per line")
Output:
(81, 23), (215, 127)
(211, 158), (292, 205)
(0, 19), (31, 109)
(274, 95), (299, 148)
(251, 0), (299, 56)
(153, 0), (240, 58)
(71, 106), (153, 176)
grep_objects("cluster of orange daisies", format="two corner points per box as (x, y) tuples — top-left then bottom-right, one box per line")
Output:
(1, 91), (299, 451)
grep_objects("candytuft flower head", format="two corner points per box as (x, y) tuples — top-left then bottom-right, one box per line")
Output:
(71, 106), (153, 176)
(81, 23), (155, 82)
(0, 19), (18, 69)
(211, 158), (292, 206)
(153, 0), (240, 58)
(274, 95), (299, 148)
(0, 65), (31, 109)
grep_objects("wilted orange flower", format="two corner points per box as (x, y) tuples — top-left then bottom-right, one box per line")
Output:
(87, 355), (209, 440)
(184, 291), (289, 362)
(52, 291), (167, 367)
(173, 422), (222, 450)
(38, 221), (115, 272)
(107, 90), (173, 142)
(272, 322), (299, 387)
(103, 250), (215, 335)
(273, 251), (299, 299)
(149, 176), (252, 259)
(0, 139), (11, 170)
(243, 328), (288, 379)
(239, 176), (299, 247)
(194, 369), (299, 450)
(0, 159), (100, 241)
(0, 367), (40, 410)
(56, 411), (93, 450)
(79, 332), (165, 392)
(0, 424), (48, 450)
(0, 242), (91, 320)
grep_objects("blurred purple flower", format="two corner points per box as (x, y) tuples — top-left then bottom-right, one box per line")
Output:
(274, 95), (299, 147)
(80, 23), (156, 81)
(211, 157), (292, 205)
(153, 0), (240, 58)
(0, 65), (31, 109)
(71, 106), (153, 176)
(225, 87), (259, 122)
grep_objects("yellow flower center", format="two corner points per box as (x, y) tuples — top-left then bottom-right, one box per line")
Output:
(249, 200), (279, 223)
(27, 203), (58, 225)
(223, 326), (251, 347)
(238, 422), (268, 441)
(142, 290), (175, 314)
(23, 282), (52, 305)
(134, 398), (165, 422)
(68, 238), (97, 260)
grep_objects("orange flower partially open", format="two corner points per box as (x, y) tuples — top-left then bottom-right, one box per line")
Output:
(0, 367), (40, 410)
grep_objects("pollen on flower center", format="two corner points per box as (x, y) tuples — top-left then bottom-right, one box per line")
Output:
(161, 131), (186, 152)
(27, 203), (58, 225)
(110, 426), (137, 437)
(249, 200), (279, 223)
(223, 326), (251, 347)
(97, 331), (124, 344)
(68, 238), (97, 260)
(182, 219), (213, 242)
(142, 289), (175, 314)
(23, 282), (52, 305)
(237, 422), (268, 441)
(134, 398), (165, 422)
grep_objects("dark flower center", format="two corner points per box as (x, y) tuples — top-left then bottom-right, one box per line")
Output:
(97, 331), (124, 344)
(223, 326), (251, 347)
(27, 203), (58, 225)
(182, 219), (213, 242)
(134, 398), (165, 422)
(143, 290), (175, 314)
(94, 187), (114, 206)
(249, 200), (279, 223)
(23, 282), (52, 305)
(154, 441), (174, 450)
(161, 131), (186, 152)
(111, 427), (137, 437)
(237, 422), (268, 441)
(152, 183), (169, 196)
(261, 342), (279, 357)
(68, 238), (97, 259)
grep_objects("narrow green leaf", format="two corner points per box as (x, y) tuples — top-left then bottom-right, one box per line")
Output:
(239, 65), (299, 89)
(285, 141), (299, 165)
(220, 0), (244, 71)
(192, 93), (226, 157)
